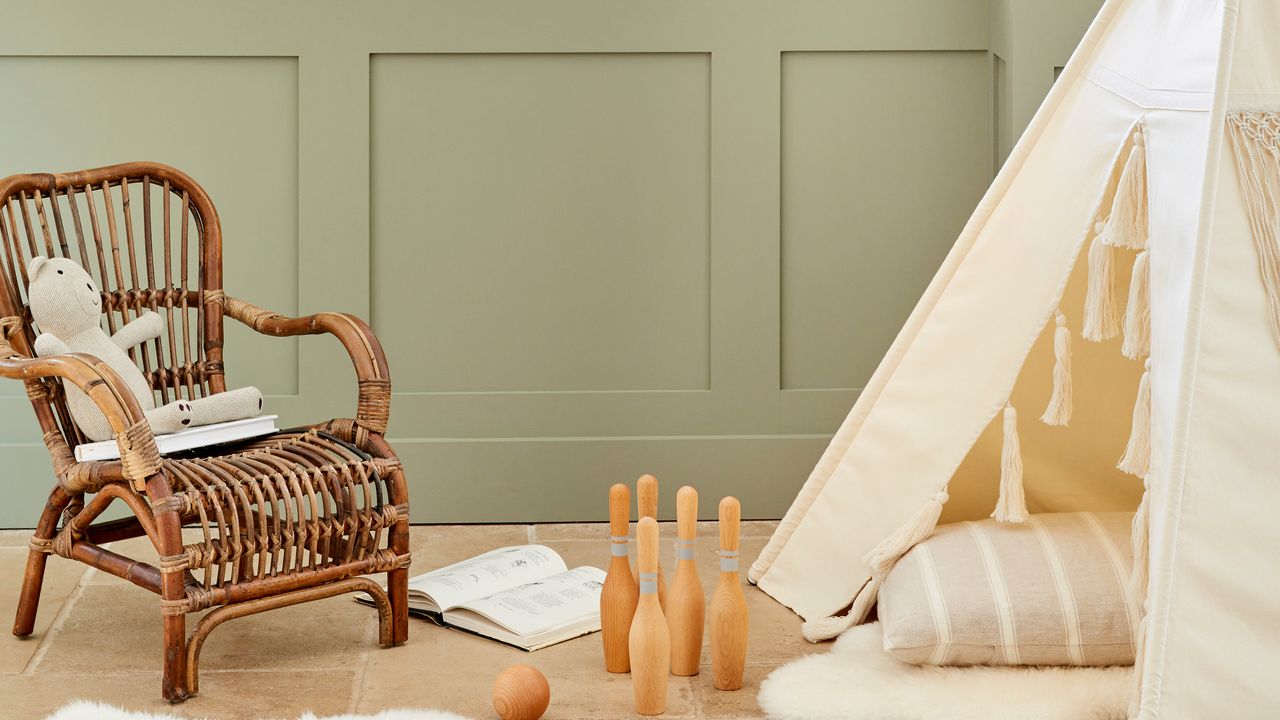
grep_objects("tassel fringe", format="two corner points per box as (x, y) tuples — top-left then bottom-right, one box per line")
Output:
(863, 489), (950, 578)
(1083, 223), (1120, 341)
(1225, 113), (1280, 351)
(1104, 129), (1149, 250)
(1041, 311), (1073, 426)
(1118, 359), (1152, 477)
(992, 404), (1028, 523)
(1122, 251), (1152, 359)
(802, 608), (862, 643)
(803, 488), (952, 642)
(800, 575), (885, 642)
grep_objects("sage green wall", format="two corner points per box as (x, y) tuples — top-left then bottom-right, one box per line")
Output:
(0, 0), (1101, 527)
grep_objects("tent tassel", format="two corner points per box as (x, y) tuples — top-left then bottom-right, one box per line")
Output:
(992, 404), (1028, 523)
(800, 487), (951, 642)
(1104, 128), (1148, 250)
(1041, 311), (1073, 426)
(1083, 223), (1120, 341)
(1122, 250), (1152, 359)
(1224, 113), (1280, 351)
(1118, 360), (1152, 477)
(801, 610), (856, 643)
(864, 489), (950, 578)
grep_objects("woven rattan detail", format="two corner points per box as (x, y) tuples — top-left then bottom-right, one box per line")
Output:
(154, 430), (405, 593)
(52, 524), (79, 558)
(24, 379), (49, 400)
(356, 378), (391, 435)
(59, 460), (105, 494)
(151, 494), (194, 517)
(217, 295), (277, 331)
(62, 495), (86, 525)
(0, 315), (19, 357)
(43, 429), (75, 477)
(116, 418), (162, 483)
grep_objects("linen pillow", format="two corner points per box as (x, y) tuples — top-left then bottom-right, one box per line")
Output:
(877, 511), (1138, 667)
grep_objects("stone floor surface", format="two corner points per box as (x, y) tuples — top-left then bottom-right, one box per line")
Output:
(0, 522), (814, 719)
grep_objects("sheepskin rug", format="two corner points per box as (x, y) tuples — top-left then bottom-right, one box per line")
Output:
(44, 701), (472, 720)
(758, 623), (1131, 720)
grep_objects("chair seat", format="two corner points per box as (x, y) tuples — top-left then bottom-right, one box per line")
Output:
(151, 429), (408, 607)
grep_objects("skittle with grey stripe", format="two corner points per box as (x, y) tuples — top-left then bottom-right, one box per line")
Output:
(709, 496), (748, 691)
(668, 486), (704, 676)
(632, 474), (667, 611)
(601, 483), (639, 673)
(630, 517), (670, 715)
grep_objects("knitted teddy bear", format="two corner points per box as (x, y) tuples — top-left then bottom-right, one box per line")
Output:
(27, 256), (263, 442)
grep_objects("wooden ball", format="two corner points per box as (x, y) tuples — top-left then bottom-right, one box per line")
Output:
(492, 664), (550, 720)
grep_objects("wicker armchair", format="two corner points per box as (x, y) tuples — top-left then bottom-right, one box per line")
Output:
(0, 162), (410, 702)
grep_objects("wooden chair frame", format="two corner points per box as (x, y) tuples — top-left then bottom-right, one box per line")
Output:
(0, 162), (409, 702)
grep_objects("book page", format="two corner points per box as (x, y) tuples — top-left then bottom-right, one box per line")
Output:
(448, 566), (606, 637)
(408, 545), (566, 611)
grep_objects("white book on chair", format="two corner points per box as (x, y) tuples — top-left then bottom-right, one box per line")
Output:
(73, 414), (279, 463)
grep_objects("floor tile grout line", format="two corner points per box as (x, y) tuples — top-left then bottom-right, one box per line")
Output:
(527, 524), (536, 543)
(686, 674), (706, 719)
(22, 561), (99, 676)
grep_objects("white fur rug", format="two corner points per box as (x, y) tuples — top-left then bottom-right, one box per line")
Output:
(44, 701), (472, 720)
(758, 624), (1130, 720)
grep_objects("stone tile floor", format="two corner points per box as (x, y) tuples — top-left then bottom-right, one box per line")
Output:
(0, 521), (816, 719)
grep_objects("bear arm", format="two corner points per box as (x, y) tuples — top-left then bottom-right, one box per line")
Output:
(33, 333), (71, 358)
(111, 310), (164, 350)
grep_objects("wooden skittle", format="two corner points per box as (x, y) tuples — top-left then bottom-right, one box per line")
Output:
(632, 474), (667, 611)
(629, 517), (670, 715)
(667, 486), (704, 676)
(709, 496), (748, 691)
(601, 483), (639, 673)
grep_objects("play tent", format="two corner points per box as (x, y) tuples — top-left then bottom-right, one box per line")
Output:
(748, 0), (1280, 716)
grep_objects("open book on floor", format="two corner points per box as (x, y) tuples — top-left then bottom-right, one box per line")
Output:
(357, 545), (606, 651)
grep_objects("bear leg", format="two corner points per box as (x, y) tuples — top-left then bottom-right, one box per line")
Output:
(186, 387), (264, 428)
(146, 400), (194, 436)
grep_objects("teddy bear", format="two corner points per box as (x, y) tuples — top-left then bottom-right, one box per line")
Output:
(26, 256), (263, 442)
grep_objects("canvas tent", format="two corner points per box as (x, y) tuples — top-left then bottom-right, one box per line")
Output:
(749, 0), (1280, 717)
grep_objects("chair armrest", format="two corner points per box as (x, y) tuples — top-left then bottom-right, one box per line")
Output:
(0, 317), (161, 491)
(213, 294), (391, 437)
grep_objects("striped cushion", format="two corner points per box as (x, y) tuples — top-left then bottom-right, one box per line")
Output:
(877, 512), (1137, 667)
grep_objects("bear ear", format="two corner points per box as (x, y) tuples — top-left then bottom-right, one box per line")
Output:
(27, 256), (47, 280)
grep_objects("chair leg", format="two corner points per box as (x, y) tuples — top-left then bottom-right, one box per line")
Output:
(162, 614), (188, 703)
(13, 487), (72, 638)
(12, 551), (49, 638)
(154, 494), (190, 703)
(388, 512), (410, 646)
(388, 565), (408, 646)
(382, 458), (411, 647)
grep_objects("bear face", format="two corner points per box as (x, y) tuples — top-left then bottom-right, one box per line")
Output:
(27, 256), (103, 338)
